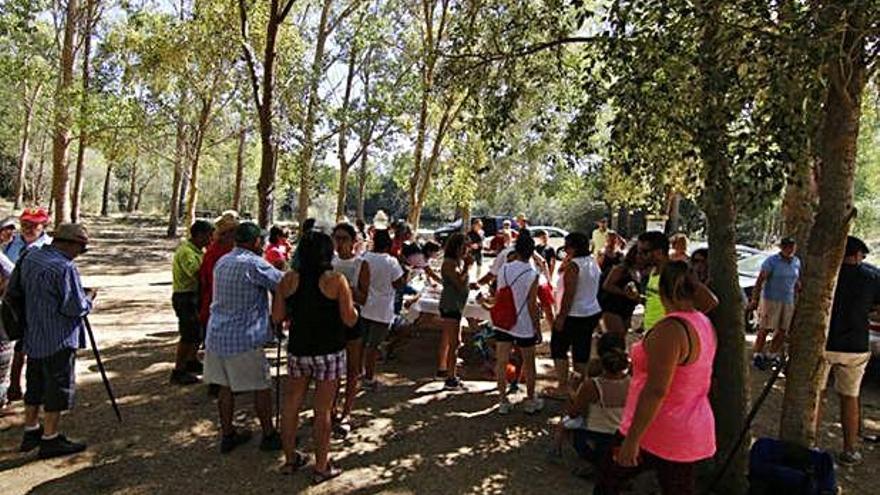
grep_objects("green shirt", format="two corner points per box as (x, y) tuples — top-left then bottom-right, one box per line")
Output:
(643, 272), (664, 330)
(172, 240), (203, 293)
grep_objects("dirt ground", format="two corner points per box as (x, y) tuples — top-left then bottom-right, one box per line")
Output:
(0, 214), (878, 494)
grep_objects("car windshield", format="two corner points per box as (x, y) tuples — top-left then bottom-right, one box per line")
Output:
(738, 253), (768, 276)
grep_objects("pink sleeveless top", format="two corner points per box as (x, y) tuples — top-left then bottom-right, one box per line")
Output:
(619, 310), (717, 462)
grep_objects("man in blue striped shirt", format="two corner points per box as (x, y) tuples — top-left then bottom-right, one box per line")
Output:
(16, 223), (93, 459)
(204, 222), (283, 453)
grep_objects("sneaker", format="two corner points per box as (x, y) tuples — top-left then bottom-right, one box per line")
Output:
(37, 435), (87, 459)
(20, 425), (44, 452)
(523, 398), (545, 415)
(259, 431), (283, 452)
(767, 355), (785, 371)
(443, 377), (465, 391)
(507, 381), (520, 395)
(562, 415), (587, 430)
(752, 354), (768, 371)
(185, 360), (204, 375)
(498, 399), (512, 415)
(170, 369), (200, 386)
(220, 430), (252, 454)
(838, 450), (863, 466)
(332, 421), (352, 439)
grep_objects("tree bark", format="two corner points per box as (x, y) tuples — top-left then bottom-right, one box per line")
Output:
(356, 133), (370, 222)
(100, 162), (112, 216)
(780, 2), (867, 447)
(50, 0), (79, 227)
(127, 161), (137, 212)
(335, 46), (358, 222)
(781, 158), (817, 249)
(14, 84), (40, 209)
(233, 125), (246, 212)
(35, 132), (48, 204)
(183, 95), (213, 229)
(695, 2), (749, 492)
(166, 106), (186, 236)
(71, 0), (96, 223)
(298, 0), (333, 222)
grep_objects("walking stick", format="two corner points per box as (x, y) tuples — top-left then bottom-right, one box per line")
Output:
(274, 323), (282, 428)
(83, 316), (123, 423)
(705, 355), (788, 494)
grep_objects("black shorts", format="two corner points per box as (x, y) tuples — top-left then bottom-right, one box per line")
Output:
(345, 318), (364, 342)
(551, 313), (600, 362)
(24, 348), (76, 412)
(439, 309), (463, 321)
(494, 331), (539, 348)
(172, 292), (202, 344)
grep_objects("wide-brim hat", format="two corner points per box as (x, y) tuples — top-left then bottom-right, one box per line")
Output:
(214, 210), (241, 235)
(52, 223), (89, 244)
(0, 216), (16, 230)
(20, 207), (49, 224)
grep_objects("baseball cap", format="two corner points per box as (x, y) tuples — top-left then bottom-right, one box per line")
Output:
(0, 216), (16, 230)
(845, 236), (869, 256)
(20, 207), (49, 224)
(52, 223), (90, 245)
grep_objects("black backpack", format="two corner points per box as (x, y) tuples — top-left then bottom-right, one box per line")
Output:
(1, 250), (30, 342)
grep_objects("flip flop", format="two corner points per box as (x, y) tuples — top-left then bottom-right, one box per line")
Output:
(280, 451), (308, 475)
(312, 462), (343, 485)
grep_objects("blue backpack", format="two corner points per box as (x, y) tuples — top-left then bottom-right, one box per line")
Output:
(748, 437), (837, 495)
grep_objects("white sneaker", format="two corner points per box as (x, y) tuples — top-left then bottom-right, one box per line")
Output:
(562, 415), (586, 430)
(498, 399), (512, 415)
(523, 398), (545, 415)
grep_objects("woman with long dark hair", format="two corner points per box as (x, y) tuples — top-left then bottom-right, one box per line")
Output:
(272, 232), (358, 484)
(437, 232), (473, 390)
(596, 261), (717, 494)
(599, 245), (644, 334)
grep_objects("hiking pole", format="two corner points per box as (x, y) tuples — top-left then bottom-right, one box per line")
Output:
(83, 316), (123, 423)
(274, 323), (283, 428)
(705, 355), (788, 494)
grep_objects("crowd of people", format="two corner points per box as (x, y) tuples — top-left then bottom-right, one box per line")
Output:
(0, 206), (878, 492)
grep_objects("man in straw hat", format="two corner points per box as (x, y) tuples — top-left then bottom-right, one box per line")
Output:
(15, 223), (93, 459)
(170, 220), (215, 386)
(4, 207), (53, 403)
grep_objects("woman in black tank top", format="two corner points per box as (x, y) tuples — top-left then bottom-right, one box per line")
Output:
(272, 232), (358, 484)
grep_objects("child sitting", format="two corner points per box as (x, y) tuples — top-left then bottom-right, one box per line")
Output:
(549, 333), (630, 477)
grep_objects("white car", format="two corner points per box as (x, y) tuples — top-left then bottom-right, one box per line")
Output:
(526, 226), (569, 251)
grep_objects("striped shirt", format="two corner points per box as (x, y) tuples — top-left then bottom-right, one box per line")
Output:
(20, 245), (92, 358)
(205, 247), (282, 357)
(4, 232), (52, 264)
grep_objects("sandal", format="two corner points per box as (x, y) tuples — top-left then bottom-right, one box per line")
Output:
(280, 451), (309, 475)
(312, 462), (343, 485)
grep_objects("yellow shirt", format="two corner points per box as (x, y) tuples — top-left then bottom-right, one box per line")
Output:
(172, 240), (203, 293)
(591, 228), (607, 256)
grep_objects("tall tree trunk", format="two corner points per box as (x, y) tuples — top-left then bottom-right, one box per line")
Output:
(15, 86), (39, 209)
(780, 2), (867, 447)
(695, 2), (749, 492)
(167, 102), (186, 236)
(335, 46), (357, 222)
(233, 125), (246, 212)
(127, 162), (137, 212)
(356, 135), (370, 222)
(35, 132), (48, 204)
(183, 96), (213, 229)
(240, 0), (296, 228)
(50, 0), (79, 227)
(100, 162), (112, 216)
(71, 0), (96, 223)
(665, 191), (681, 234)
(298, 0), (333, 222)
(781, 159), (817, 249)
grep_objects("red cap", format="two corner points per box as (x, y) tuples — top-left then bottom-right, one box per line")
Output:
(20, 207), (49, 224)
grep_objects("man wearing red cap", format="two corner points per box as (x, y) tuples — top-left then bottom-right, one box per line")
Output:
(3, 207), (53, 403)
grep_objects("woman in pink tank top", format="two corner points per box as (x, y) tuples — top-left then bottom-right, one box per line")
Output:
(596, 261), (717, 495)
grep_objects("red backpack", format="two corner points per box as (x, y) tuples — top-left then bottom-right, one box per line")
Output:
(491, 266), (531, 331)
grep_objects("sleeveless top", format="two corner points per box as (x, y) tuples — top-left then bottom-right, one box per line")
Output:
(286, 272), (346, 356)
(643, 272), (663, 330)
(439, 258), (469, 314)
(620, 310), (717, 462)
(599, 265), (639, 319)
(587, 375), (631, 435)
(496, 261), (539, 339)
(554, 256), (602, 317)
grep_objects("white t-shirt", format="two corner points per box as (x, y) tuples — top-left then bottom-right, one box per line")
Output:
(489, 246), (515, 276)
(554, 256), (602, 317)
(496, 260), (539, 339)
(360, 252), (404, 324)
(332, 255), (362, 289)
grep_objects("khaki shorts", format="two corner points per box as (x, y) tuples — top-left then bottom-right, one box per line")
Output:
(758, 299), (795, 331)
(820, 351), (870, 397)
(205, 348), (271, 392)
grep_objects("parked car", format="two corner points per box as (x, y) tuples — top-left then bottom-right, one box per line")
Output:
(526, 226), (569, 252)
(689, 242), (762, 261)
(433, 215), (516, 246)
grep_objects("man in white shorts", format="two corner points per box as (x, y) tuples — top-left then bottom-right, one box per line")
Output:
(204, 222), (283, 454)
(820, 236), (880, 465)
